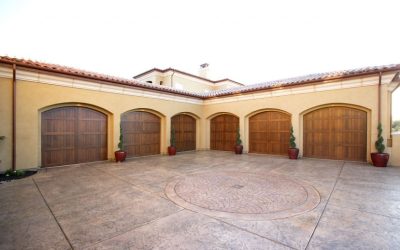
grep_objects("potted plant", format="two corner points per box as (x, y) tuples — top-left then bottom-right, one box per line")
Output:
(114, 124), (127, 162)
(371, 123), (389, 167)
(168, 127), (177, 156)
(234, 128), (243, 154)
(288, 126), (299, 159)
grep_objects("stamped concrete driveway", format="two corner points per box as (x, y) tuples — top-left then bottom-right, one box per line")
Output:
(1, 151), (400, 249)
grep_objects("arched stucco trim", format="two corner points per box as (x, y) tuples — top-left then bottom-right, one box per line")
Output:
(171, 112), (200, 120)
(300, 103), (371, 115)
(39, 102), (112, 115)
(206, 112), (239, 120)
(245, 108), (292, 118)
(121, 108), (165, 118)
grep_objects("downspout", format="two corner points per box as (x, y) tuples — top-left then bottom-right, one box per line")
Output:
(12, 64), (16, 171)
(378, 71), (382, 124)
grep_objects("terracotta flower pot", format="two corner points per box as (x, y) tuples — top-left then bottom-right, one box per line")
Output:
(370, 152), (389, 167)
(114, 150), (127, 162)
(234, 145), (243, 154)
(288, 148), (299, 159)
(168, 146), (176, 156)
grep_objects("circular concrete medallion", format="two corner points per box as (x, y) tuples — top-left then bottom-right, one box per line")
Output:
(165, 171), (320, 220)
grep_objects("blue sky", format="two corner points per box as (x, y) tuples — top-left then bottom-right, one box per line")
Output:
(0, 0), (399, 119)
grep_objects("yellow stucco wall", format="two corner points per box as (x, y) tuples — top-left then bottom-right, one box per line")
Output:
(201, 74), (397, 166)
(166, 75), (214, 93)
(1, 67), (399, 171)
(0, 76), (204, 171)
(0, 78), (12, 171)
(137, 72), (216, 93)
(390, 134), (400, 166)
(203, 86), (376, 158)
(136, 72), (242, 93)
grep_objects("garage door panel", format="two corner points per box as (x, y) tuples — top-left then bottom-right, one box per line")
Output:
(43, 149), (75, 167)
(125, 145), (140, 156)
(249, 111), (290, 155)
(122, 111), (160, 157)
(77, 148), (99, 163)
(172, 114), (196, 152)
(41, 107), (107, 167)
(210, 114), (239, 151)
(304, 106), (366, 161)
(281, 121), (290, 130)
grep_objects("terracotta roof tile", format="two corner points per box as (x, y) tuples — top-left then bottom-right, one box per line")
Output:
(0, 56), (203, 98)
(205, 64), (400, 97)
(1, 55), (400, 99)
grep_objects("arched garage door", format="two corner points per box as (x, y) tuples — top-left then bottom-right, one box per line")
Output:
(210, 114), (239, 151)
(303, 106), (367, 161)
(122, 111), (161, 157)
(171, 114), (196, 152)
(41, 106), (107, 167)
(249, 111), (291, 155)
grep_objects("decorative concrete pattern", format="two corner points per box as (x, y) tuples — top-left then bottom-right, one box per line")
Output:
(165, 171), (320, 220)
(1, 151), (400, 249)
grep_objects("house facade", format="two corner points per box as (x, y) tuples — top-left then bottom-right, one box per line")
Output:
(0, 56), (399, 171)
(133, 63), (244, 93)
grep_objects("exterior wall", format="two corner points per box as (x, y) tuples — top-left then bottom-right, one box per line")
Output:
(1, 66), (399, 171)
(136, 72), (243, 93)
(390, 133), (400, 166)
(137, 72), (220, 93)
(170, 75), (214, 93)
(0, 78), (12, 171)
(141, 75), (163, 85)
(203, 74), (395, 165)
(0, 69), (203, 171)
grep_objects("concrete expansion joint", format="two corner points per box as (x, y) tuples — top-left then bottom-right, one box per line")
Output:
(31, 177), (74, 249)
(304, 161), (345, 250)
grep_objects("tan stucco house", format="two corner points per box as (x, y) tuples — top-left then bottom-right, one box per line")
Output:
(133, 63), (244, 93)
(0, 56), (399, 171)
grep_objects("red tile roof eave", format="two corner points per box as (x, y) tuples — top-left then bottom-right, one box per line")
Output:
(213, 78), (245, 86)
(2, 56), (400, 100)
(133, 68), (162, 78)
(0, 60), (204, 99)
(206, 68), (400, 98)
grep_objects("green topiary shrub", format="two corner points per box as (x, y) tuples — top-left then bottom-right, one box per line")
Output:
(375, 123), (385, 153)
(236, 128), (242, 145)
(118, 123), (123, 151)
(170, 127), (176, 147)
(289, 126), (296, 148)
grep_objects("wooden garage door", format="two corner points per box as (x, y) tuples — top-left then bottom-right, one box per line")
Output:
(249, 111), (291, 155)
(41, 107), (107, 167)
(210, 114), (239, 151)
(303, 106), (367, 161)
(122, 111), (160, 157)
(171, 114), (196, 152)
